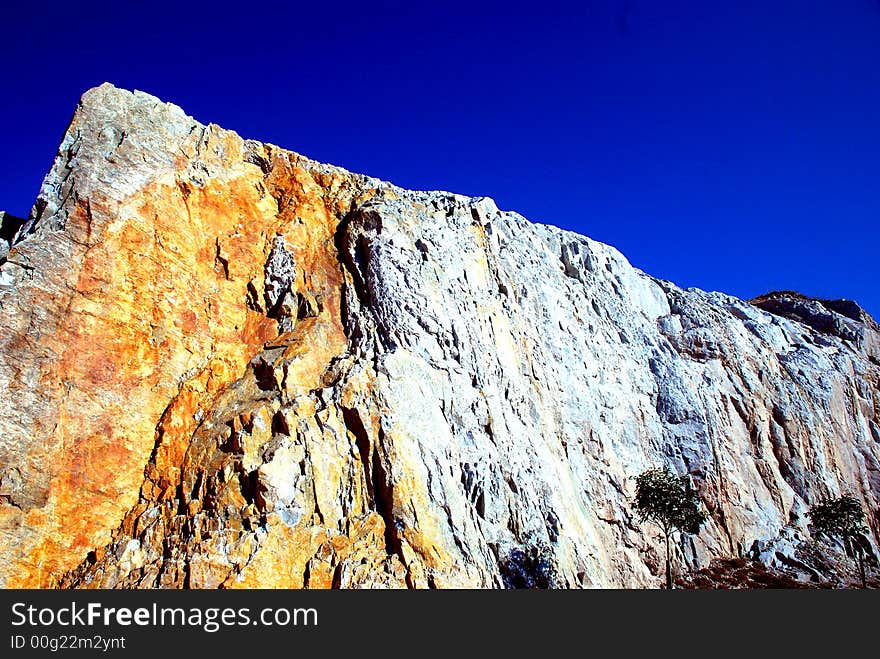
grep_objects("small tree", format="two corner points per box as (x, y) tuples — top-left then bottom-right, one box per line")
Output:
(634, 467), (707, 589)
(808, 494), (870, 588)
(500, 544), (557, 589)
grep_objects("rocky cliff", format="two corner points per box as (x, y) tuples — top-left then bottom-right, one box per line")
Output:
(1, 84), (877, 588)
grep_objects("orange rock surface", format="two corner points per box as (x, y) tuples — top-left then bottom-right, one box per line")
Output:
(0, 85), (380, 587)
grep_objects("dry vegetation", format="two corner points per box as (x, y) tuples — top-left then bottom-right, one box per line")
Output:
(675, 557), (879, 589)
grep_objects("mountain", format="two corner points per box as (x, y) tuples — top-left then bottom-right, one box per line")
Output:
(1, 84), (877, 588)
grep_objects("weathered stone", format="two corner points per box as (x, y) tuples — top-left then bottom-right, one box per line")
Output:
(0, 210), (25, 262)
(264, 236), (297, 312)
(0, 84), (878, 589)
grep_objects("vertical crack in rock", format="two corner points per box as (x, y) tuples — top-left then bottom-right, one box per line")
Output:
(341, 406), (375, 505)
(371, 429), (400, 558)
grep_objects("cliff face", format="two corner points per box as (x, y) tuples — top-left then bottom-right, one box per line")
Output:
(1, 85), (877, 588)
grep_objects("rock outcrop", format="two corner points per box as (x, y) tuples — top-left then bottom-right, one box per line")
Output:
(0, 211), (25, 262)
(0, 84), (877, 588)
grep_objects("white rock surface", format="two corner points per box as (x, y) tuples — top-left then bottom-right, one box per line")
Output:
(329, 195), (880, 586)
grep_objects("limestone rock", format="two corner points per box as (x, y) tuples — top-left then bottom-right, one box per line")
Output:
(0, 84), (877, 589)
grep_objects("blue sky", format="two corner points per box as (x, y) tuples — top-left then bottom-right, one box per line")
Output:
(2, 1), (879, 315)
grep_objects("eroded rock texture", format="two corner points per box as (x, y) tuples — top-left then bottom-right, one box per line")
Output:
(0, 85), (877, 588)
